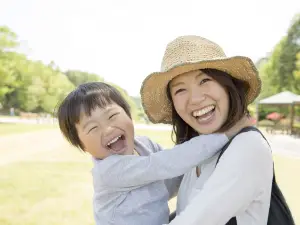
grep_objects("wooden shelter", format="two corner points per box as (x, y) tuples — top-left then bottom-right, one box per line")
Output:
(256, 91), (300, 134)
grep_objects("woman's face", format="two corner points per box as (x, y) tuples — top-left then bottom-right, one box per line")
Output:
(169, 70), (230, 134)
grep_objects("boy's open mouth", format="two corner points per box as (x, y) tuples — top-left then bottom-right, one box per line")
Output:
(106, 134), (127, 153)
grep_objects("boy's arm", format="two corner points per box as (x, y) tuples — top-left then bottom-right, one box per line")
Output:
(164, 175), (183, 199)
(95, 133), (228, 189)
(148, 139), (183, 199)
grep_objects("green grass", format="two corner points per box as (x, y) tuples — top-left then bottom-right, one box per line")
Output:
(0, 161), (94, 225)
(0, 115), (19, 119)
(0, 128), (299, 224)
(258, 119), (275, 127)
(273, 155), (300, 222)
(0, 123), (57, 136)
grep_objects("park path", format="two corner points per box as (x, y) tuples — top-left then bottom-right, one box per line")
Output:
(264, 133), (300, 158)
(0, 124), (170, 166)
(0, 125), (299, 166)
(0, 129), (66, 166)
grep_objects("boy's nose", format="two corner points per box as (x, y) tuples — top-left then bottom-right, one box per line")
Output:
(103, 126), (115, 137)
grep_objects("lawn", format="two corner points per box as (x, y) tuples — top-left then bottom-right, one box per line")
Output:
(0, 128), (299, 225)
(0, 123), (57, 136)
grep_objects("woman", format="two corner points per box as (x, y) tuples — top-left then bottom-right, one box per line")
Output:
(140, 36), (294, 224)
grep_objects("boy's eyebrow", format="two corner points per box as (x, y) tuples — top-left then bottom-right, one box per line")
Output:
(82, 120), (94, 130)
(82, 107), (115, 130)
(103, 107), (115, 116)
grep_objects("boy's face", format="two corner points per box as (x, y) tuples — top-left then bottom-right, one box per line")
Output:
(76, 103), (134, 159)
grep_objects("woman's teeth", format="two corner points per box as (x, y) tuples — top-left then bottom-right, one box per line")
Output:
(192, 105), (215, 117)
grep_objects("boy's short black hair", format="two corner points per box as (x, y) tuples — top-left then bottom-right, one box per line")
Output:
(57, 82), (131, 150)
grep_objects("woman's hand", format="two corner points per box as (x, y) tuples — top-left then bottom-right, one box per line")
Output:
(225, 115), (254, 139)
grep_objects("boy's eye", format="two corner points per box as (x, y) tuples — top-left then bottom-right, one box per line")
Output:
(109, 112), (119, 119)
(200, 78), (210, 85)
(88, 126), (97, 133)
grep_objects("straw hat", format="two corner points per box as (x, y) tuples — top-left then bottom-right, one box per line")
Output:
(140, 35), (261, 124)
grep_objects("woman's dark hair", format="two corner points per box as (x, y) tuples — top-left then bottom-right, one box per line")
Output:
(56, 82), (131, 150)
(167, 69), (249, 144)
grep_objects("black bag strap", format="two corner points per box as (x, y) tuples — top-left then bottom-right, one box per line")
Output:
(216, 126), (267, 165)
(216, 126), (295, 225)
(214, 127), (261, 225)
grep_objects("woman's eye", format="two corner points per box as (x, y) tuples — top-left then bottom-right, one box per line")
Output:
(174, 88), (185, 95)
(200, 78), (210, 85)
(109, 113), (119, 119)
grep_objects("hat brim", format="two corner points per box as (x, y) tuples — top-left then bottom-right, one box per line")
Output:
(140, 56), (261, 124)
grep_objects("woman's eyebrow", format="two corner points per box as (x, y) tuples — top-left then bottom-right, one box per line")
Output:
(171, 81), (184, 88)
(195, 72), (206, 79)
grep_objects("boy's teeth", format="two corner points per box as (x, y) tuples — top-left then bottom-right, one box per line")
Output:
(192, 105), (215, 117)
(107, 135), (121, 147)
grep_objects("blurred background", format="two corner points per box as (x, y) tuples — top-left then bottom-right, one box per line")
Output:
(0, 0), (299, 224)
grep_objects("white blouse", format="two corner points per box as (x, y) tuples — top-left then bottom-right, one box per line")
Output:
(169, 131), (273, 225)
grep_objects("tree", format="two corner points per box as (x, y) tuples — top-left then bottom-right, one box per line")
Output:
(0, 25), (140, 118)
(257, 13), (300, 99)
(278, 14), (300, 92)
(257, 38), (286, 100)
(0, 26), (18, 50)
(293, 52), (300, 90)
(40, 72), (74, 113)
(0, 27), (20, 103)
(3, 59), (74, 113)
(65, 70), (104, 87)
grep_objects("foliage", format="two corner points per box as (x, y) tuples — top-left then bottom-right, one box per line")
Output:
(1, 13), (299, 122)
(257, 14), (300, 100)
(0, 26), (141, 120)
(65, 70), (104, 87)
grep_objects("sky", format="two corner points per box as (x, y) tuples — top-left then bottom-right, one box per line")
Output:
(1, 0), (299, 96)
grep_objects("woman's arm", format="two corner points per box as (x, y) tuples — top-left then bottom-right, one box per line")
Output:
(167, 131), (273, 225)
(94, 133), (228, 190)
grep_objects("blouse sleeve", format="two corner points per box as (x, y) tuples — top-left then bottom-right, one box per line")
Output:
(167, 131), (273, 225)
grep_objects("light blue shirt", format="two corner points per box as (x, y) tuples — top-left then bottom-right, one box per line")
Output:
(92, 134), (228, 225)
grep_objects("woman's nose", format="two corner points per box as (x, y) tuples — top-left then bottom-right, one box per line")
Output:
(189, 89), (206, 105)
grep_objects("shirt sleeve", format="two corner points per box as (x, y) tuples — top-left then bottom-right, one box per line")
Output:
(167, 132), (273, 225)
(94, 133), (228, 190)
(164, 175), (184, 200)
(145, 138), (183, 199)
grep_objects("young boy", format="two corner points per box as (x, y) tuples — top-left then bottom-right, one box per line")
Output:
(57, 82), (239, 225)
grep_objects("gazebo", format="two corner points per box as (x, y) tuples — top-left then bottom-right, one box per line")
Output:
(256, 91), (300, 134)
(294, 96), (300, 104)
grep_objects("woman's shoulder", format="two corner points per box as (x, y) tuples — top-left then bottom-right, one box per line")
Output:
(222, 129), (272, 163)
(233, 129), (270, 148)
(216, 129), (273, 185)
